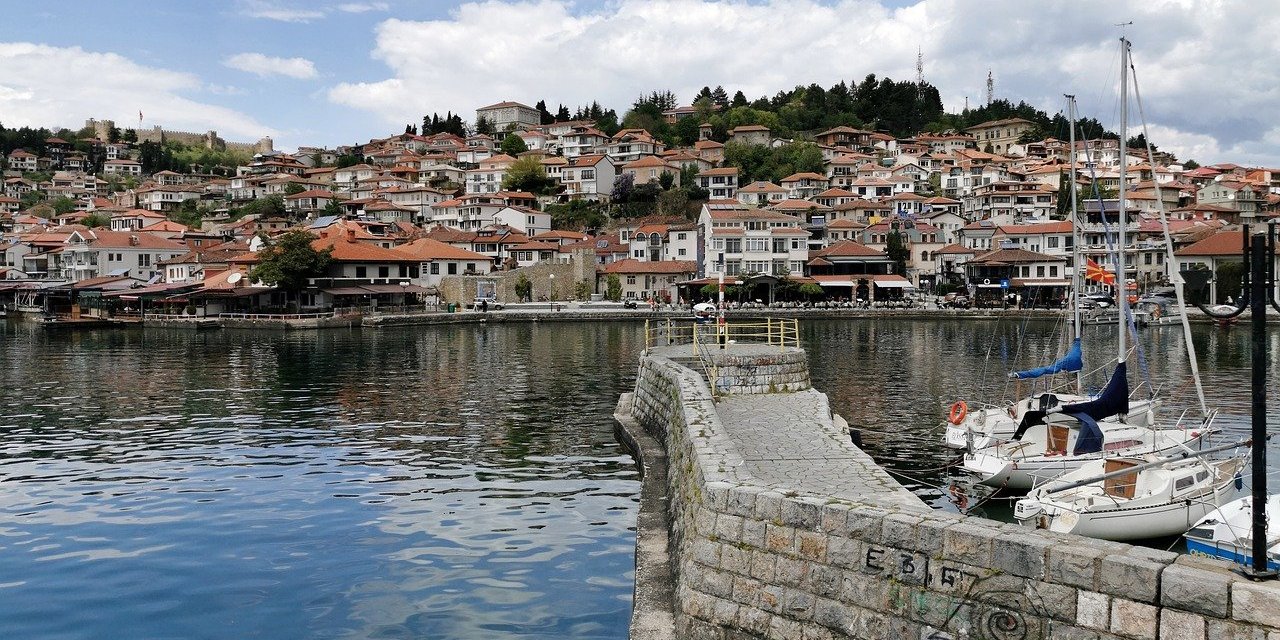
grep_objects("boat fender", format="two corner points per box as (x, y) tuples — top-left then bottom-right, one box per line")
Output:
(1151, 307), (1161, 320)
(948, 401), (968, 425)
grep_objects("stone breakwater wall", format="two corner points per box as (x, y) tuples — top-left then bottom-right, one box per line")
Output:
(624, 351), (1280, 640)
(704, 349), (811, 395)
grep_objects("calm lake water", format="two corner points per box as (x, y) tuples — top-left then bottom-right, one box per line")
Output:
(1, 316), (1277, 638)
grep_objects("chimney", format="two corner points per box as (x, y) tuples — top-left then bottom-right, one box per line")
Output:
(346, 227), (356, 243)
(129, 234), (139, 246)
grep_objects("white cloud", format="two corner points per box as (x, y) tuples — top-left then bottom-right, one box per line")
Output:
(0, 43), (277, 140)
(237, 0), (325, 22)
(328, 0), (1280, 166)
(337, 2), (389, 12)
(224, 52), (319, 79)
(205, 83), (248, 96)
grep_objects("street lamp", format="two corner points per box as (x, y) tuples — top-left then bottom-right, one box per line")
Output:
(548, 273), (555, 301)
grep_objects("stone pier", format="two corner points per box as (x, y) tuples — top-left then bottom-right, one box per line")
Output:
(615, 344), (1280, 640)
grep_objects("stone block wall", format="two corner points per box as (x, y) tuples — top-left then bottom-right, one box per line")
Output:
(628, 352), (1280, 640)
(706, 349), (810, 395)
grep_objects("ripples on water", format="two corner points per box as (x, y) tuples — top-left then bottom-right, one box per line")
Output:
(0, 322), (644, 640)
(804, 317), (1280, 518)
(3, 317), (1278, 638)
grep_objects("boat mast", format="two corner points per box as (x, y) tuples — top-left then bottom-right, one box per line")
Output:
(1066, 94), (1083, 395)
(1117, 37), (1129, 366)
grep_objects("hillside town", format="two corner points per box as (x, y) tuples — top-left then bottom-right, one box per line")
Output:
(1, 99), (1273, 319)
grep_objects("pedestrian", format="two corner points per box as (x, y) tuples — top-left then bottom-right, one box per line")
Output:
(481, 299), (488, 313)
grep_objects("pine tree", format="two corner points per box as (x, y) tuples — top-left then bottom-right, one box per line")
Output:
(556, 104), (571, 121)
(711, 85), (728, 107)
(731, 90), (748, 108)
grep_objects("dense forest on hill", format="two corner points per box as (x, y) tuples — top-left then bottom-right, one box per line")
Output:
(414, 75), (1123, 150)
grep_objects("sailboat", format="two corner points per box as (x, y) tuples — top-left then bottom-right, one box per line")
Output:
(1013, 441), (1246, 540)
(962, 39), (1217, 491)
(943, 94), (1155, 452)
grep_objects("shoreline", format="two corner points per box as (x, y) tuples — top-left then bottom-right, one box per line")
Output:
(6, 305), (1268, 331)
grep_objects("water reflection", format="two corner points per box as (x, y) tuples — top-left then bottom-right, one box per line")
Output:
(0, 321), (644, 640)
(2, 316), (1277, 638)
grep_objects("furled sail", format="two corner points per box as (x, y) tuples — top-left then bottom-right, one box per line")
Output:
(1061, 362), (1130, 423)
(1010, 338), (1083, 380)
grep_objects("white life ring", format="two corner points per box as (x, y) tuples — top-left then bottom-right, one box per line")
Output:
(983, 278), (991, 285)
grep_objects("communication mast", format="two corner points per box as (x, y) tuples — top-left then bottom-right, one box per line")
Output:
(986, 69), (994, 105)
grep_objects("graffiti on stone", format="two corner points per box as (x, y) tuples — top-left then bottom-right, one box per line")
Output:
(863, 544), (1049, 640)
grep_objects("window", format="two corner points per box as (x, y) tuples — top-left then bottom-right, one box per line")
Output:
(378, 266), (390, 278)
(356, 266), (367, 278)
(1050, 266), (1059, 277)
(1021, 266), (1031, 277)
(430, 262), (440, 275)
(745, 239), (767, 253)
(724, 239), (742, 253)
(447, 262), (458, 275)
(138, 254), (151, 267)
(772, 239), (787, 253)
(626, 275), (636, 284)
(1036, 265), (1045, 278)
(677, 248), (686, 256)
(676, 233), (686, 241)
(725, 260), (741, 276)
(466, 263), (475, 272)
(712, 238), (724, 250)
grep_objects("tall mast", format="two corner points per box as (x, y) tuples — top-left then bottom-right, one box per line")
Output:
(1117, 37), (1129, 365)
(1066, 94), (1083, 394)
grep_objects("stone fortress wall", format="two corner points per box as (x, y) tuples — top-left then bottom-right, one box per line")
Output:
(86, 118), (273, 155)
(619, 347), (1280, 639)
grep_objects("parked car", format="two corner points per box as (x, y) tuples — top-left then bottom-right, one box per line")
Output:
(943, 293), (971, 309)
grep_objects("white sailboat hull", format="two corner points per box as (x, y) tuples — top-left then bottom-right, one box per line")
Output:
(1014, 458), (1245, 541)
(962, 427), (1212, 491)
(943, 397), (1157, 450)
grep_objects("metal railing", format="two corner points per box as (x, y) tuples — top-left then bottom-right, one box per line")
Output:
(643, 318), (800, 351)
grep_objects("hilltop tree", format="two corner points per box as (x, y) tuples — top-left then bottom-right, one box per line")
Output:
(249, 230), (332, 311)
(730, 90), (749, 108)
(501, 156), (557, 195)
(499, 133), (528, 156)
(711, 85), (729, 107)
(474, 116), (495, 136)
(555, 104), (571, 121)
(535, 99), (554, 125)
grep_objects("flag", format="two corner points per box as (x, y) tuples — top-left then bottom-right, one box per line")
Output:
(1085, 258), (1116, 284)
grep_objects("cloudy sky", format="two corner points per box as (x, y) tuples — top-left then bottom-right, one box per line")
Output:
(2, 0), (1277, 166)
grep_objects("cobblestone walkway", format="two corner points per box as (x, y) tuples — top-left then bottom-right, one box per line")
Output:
(715, 390), (926, 510)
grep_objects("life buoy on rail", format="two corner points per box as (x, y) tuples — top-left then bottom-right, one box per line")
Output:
(983, 278), (991, 285)
(948, 401), (968, 425)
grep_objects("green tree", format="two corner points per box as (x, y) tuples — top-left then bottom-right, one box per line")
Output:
(1183, 159), (1200, 169)
(231, 194), (287, 221)
(886, 229), (909, 276)
(501, 156), (557, 195)
(1214, 261), (1245, 304)
(249, 230), (332, 311)
(20, 190), (43, 210)
(573, 279), (592, 301)
(606, 273), (622, 302)
(475, 116), (495, 136)
(51, 196), (77, 214)
(514, 273), (533, 302)
(798, 283), (825, 300)
(500, 133), (528, 156)
(283, 182), (306, 196)
(82, 212), (110, 228)
(658, 170), (676, 190)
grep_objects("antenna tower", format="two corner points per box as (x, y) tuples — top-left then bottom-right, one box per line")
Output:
(916, 47), (925, 102)
(986, 70), (994, 105)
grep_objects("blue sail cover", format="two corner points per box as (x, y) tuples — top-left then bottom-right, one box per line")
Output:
(1071, 414), (1104, 455)
(1062, 361), (1130, 425)
(1010, 338), (1084, 380)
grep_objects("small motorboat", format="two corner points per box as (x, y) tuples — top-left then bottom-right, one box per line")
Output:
(1184, 494), (1279, 571)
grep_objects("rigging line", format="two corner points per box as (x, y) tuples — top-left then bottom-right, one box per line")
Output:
(1126, 49), (1210, 417)
(1077, 132), (1155, 397)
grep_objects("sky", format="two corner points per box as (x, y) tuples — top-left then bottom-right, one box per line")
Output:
(1, 0), (1277, 166)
